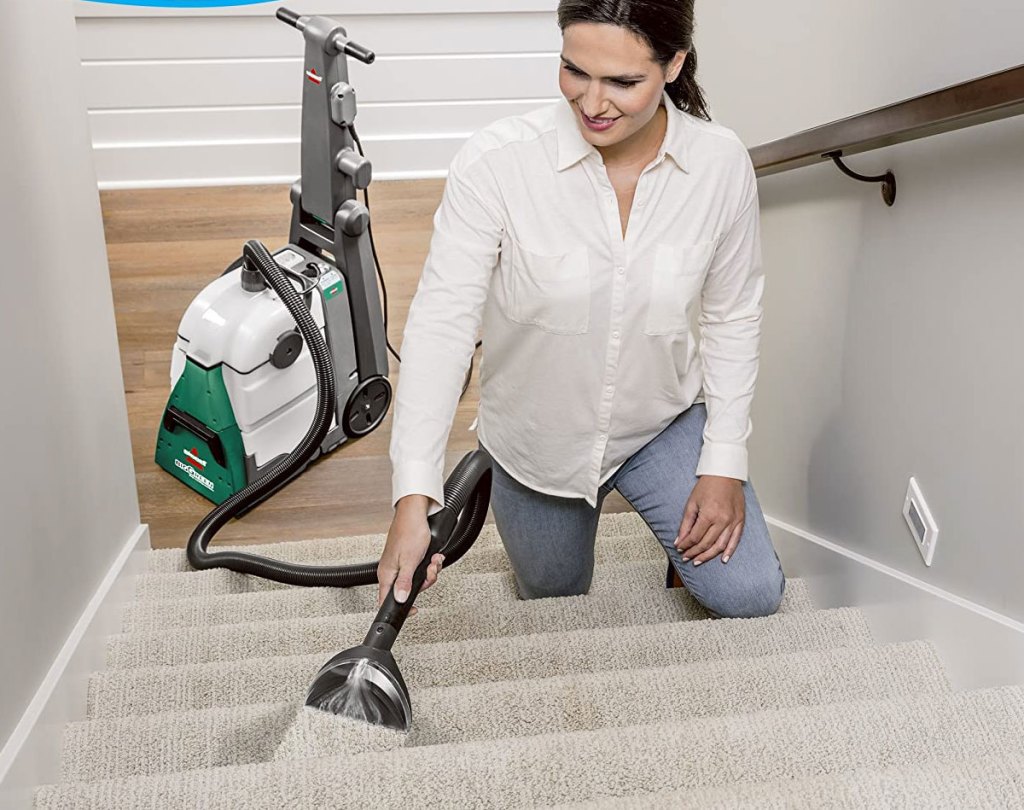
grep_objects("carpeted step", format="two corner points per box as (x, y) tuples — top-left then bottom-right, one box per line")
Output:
(123, 536), (667, 632)
(106, 571), (811, 670)
(143, 512), (653, 574)
(133, 527), (663, 602)
(61, 641), (947, 782)
(88, 606), (867, 719)
(549, 753), (1024, 808)
(37, 686), (1024, 808)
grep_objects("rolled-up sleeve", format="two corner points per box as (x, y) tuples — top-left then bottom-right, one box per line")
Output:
(694, 158), (764, 482)
(389, 151), (505, 515)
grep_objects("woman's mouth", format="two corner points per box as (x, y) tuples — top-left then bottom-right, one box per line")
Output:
(579, 107), (620, 132)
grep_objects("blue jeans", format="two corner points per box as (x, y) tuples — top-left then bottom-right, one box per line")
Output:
(483, 402), (786, 619)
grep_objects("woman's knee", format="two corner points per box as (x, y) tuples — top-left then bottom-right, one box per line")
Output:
(701, 570), (786, 619)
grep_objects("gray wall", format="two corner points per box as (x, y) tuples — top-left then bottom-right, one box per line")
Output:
(696, 1), (1024, 617)
(0, 0), (142, 750)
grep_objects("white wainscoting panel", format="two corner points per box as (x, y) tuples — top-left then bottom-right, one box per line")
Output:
(75, 2), (562, 188)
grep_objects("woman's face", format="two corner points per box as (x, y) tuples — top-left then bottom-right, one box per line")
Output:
(558, 22), (685, 154)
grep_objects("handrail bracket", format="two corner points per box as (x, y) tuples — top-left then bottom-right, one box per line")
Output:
(823, 150), (896, 206)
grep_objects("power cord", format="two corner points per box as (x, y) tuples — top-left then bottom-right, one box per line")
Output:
(351, 125), (480, 396)
(351, 126), (402, 364)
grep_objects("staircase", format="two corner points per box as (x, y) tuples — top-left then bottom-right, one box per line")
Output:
(35, 511), (1024, 808)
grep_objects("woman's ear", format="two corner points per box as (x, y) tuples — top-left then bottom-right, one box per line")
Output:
(667, 51), (688, 82)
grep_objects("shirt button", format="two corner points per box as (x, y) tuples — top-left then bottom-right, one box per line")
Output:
(636, 199), (645, 207)
(599, 435), (607, 441)
(612, 331), (620, 339)
(617, 266), (625, 275)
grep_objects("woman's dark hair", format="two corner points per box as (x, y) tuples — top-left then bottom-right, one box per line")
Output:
(556, 0), (710, 121)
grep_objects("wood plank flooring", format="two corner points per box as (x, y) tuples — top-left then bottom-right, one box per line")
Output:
(103, 180), (629, 549)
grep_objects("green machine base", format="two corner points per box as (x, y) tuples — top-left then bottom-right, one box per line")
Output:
(155, 359), (247, 505)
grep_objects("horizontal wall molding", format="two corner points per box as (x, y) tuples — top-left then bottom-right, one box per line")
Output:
(77, 12), (561, 60)
(82, 53), (560, 109)
(91, 133), (465, 188)
(88, 99), (557, 144)
(74, 0), (558, 18)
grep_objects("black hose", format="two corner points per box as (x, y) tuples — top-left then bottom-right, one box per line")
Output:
(186, 239), (490, 587)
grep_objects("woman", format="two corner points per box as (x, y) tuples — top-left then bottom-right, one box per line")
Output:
(378, 0), (786, 619)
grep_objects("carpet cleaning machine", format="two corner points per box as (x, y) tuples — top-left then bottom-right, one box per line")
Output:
(154, 7), (492, 731)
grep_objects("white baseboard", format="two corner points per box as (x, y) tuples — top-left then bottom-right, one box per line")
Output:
(767, 515), (1024, 691)
(0, 524), (150, 809)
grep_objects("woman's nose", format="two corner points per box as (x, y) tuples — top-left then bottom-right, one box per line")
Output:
(581, 83), (609, 116)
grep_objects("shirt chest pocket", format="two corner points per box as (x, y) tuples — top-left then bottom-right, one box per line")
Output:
(506, 238), (591, 335)
(644, 239), (717, 336)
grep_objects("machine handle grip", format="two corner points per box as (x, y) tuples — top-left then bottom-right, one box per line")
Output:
(162, 405), (227, 468)
(275, 7), (301, 28)
(343, 40), (375, 65)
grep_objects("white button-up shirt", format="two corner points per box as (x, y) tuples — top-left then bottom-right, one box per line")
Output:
(390, 90), (764, 515)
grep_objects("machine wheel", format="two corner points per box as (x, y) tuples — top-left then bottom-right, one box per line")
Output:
(342, 376), (392, 438)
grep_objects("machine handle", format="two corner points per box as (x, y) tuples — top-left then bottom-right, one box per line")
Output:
(162, 405), (228, 468)
(275, 7), (301, 28)
(342, 40), (375, 65)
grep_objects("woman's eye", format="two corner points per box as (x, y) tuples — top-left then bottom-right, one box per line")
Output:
(562, 65), (638, 89)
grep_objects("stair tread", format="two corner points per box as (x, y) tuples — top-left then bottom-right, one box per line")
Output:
(62, 641), (947, 783)
(548, 753), (1024, 809)
(39, 686), (1024, 808)
(144, 512), (652, 574)
(124, 539), (666, 631)
(88, 606), (870, 719)
(106, 573), (812, 670)
(133, 529), (663, 602)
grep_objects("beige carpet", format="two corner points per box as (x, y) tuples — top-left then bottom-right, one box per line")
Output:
(35, 511), (1024, 807)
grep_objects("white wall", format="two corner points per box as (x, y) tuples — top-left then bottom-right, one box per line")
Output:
(694, 1), (1024, 619)
(0, 0), (143, 782)
(74, 0), (564, 188)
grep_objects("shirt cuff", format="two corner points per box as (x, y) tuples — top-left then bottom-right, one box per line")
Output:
(392, 460), (446, 516)
(695, 441), (749, 482)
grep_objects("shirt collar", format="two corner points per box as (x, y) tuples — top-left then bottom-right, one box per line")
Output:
(554, 89), (689, 173)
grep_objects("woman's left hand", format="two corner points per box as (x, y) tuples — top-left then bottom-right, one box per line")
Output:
(674, 475), (745, 565)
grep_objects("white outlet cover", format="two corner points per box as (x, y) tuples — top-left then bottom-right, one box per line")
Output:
(903, 476), (939, 566)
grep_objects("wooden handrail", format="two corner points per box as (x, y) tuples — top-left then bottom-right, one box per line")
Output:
(750, 63), (1024, 178)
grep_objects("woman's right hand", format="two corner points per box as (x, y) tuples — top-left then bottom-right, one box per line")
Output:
(377, 495), (445, 618)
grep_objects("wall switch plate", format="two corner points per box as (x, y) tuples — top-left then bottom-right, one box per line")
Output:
(903, 476), (938, 566)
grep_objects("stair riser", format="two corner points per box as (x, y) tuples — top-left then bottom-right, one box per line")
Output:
(143, 513), (655, 575)
(89, 608), (868, 719)
(551, 754), (1024, 809)
(62, 643), (947, 783)
(107, 575), (812, 671)
(134, 531), (663, 602)
(124, 541), (666, 633)
(38, 689), (1024, 809)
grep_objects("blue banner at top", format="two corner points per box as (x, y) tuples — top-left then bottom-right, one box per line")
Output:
(84, 0), (274, 7)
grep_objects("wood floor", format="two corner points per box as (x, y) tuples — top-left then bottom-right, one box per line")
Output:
(103, 180), (629, 549)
